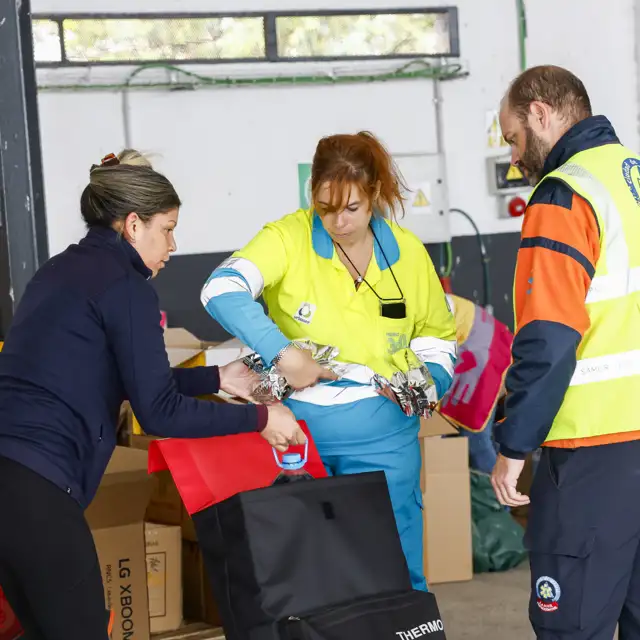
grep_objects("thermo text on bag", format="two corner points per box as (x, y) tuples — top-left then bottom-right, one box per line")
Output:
(396, 620), (445, 639)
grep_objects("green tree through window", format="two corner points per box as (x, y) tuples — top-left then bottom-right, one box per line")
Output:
(31, 10), (456, 65)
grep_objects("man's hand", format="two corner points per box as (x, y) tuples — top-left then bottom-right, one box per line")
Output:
(491, 454), (530, 507)
(218, 359), (261, 401)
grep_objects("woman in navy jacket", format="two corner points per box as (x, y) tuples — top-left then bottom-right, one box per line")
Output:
(0, 150), (304, 639)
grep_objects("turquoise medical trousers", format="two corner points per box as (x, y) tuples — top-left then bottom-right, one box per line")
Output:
(287, 394), (426, 591)
(320, 441), (426, 591)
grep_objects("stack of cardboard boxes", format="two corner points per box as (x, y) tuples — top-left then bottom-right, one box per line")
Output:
(79, 442), (223, 640)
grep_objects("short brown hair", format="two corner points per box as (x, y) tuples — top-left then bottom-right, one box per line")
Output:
(311, 131), (407, 219)
(507, 65), (592, 124)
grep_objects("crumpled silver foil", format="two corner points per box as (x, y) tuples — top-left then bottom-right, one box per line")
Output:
(243, 340), (346, 404)
(373, 364), (438, 419)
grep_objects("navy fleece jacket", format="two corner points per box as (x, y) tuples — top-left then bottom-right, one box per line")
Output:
(0, 226), (267, 507)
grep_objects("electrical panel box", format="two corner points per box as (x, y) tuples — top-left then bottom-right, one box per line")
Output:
(486, 156), (530, 195)
(486, 155), (532, 219)
(393, 153), (451, 243)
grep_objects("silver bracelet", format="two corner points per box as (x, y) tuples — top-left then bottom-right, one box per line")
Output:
(272, 342), (294, 367)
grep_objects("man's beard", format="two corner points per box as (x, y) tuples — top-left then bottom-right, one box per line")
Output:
(520, 124), (552, 186)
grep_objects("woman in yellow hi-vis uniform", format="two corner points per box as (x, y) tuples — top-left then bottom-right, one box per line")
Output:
(201, 132), (457, 591)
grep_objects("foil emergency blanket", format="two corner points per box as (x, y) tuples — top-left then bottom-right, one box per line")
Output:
(243, 340), (346, 403)
(372, 364), (438, 419)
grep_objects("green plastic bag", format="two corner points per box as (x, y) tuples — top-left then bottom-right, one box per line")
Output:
(470, 470), (528, 573)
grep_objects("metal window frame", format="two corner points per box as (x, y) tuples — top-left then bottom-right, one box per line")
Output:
(266, 7), (460, 63)
(32, 7), (459, 67)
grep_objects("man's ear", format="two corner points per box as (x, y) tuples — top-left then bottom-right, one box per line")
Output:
(529, 100), (553, 132)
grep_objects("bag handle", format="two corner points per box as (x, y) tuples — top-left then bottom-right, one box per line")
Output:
(273, 439), (309, 469)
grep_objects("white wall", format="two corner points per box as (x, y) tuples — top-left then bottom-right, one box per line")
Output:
(33, 0), (640, 257)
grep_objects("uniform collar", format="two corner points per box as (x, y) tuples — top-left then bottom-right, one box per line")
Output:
(541, 115), (620, 179)
(81, 226), (153, 280)
(311, 211), (400, 269)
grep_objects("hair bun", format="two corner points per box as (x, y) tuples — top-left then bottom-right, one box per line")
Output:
(117, 149), (153, 169)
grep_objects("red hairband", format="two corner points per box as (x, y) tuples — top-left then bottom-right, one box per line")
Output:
(90, 153), (120, 173)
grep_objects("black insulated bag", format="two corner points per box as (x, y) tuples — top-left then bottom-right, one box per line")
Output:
(192, 471), (446, 640)
(277, 590), (446, 640)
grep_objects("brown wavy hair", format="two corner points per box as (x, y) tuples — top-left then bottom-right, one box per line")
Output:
(311, 131), (407, 220)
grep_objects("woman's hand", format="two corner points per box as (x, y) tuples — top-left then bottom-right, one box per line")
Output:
(376, 385), (400, 407)
(218, 359), (260, 401)
(261, 403), (307, 452)
(277, 346), (338, 390)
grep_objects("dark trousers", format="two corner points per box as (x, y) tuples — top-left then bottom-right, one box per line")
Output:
(0, 456), (110, 640)
(526, 441), (640, 639)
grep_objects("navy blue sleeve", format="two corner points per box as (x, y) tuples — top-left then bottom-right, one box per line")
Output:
(99, 274), (263, 438)
(172, 366), (220, 397)
(495, 321), (581, 458)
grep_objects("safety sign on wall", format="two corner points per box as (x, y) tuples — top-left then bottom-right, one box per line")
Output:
(298, 163), (312, 209)
(408, 182), (432, 215)
(486, 109), (509, 150)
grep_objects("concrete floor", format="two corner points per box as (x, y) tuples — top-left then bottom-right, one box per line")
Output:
(433, 565), (619, 640)
(432, 564), (535, 639)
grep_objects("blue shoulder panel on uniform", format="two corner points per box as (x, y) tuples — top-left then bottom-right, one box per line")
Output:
(312, 212), (334, 259)
(495, 319), (581, 456)
(371, 215), (400, 269)
(204, 291), (290, 364)
(425, 362), (453, 400)
(311, 212), (400, 268)
(528, 177), (574, 210)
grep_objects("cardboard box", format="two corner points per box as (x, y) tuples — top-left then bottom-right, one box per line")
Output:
(418, 410), (458, 439)
(126, 436), (221, 629)
(152, 622), (224, 639)
(182, 541), (221, 628)
(163, 328), (212, 368)
(146, 524), (183, 634)
(421, 436), (473, 585)
(85, 446), (153, 640)
(419, 411), (459, 493)
(130, 435), (198, 542)
(203, 337), (254, 368)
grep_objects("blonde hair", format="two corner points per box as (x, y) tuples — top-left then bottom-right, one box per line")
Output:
(81, 149), (180, 228)
(117, 149), (153, 168)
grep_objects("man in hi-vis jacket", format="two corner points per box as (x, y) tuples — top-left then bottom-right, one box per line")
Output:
(493, 65), (640, 638)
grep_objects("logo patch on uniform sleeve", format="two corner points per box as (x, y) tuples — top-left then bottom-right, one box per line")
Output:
(294, 302), (316, 325)
(622, 157), (640, 206)
(536, 576), (561, 612)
